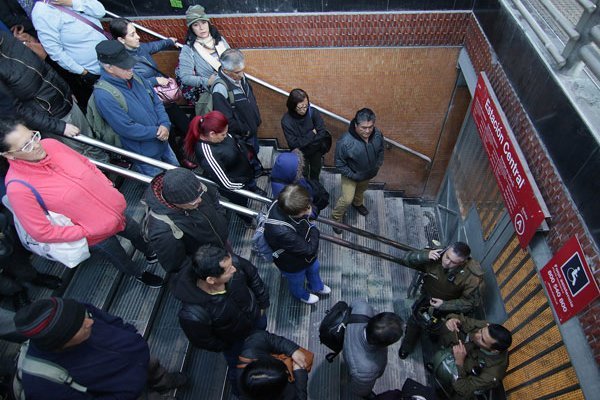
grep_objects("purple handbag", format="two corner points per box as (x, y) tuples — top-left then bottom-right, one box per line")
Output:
(154, 77), (183, 104)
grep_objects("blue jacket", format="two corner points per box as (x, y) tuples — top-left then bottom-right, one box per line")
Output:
(127, 39), (175, 86)
(94, 70), (171, 158)
(270, 152), (313, 199)
(22, 305), (150, 400)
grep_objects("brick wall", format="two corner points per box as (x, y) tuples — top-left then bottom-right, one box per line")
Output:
(464, 16), (600, 365)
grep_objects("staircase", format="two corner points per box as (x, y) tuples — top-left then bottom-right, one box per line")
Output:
(0, 143), (443, 400)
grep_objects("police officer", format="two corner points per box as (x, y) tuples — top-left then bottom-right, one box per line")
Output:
(436, 314), (512, 399)
(398, 242), (483, 359)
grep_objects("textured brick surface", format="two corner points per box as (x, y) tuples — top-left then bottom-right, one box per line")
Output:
(132, 12), (470, 48)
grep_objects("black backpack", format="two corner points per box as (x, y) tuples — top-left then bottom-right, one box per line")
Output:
(306, 179), (329, 211)
(319, 301), (370, 362)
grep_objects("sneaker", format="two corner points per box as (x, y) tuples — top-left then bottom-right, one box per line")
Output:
(136, 272), (164, 288)
(313, 284), (331, 295)
(332, 226), (343, 235)
(32, 273), (63, 289)
(352, 204), (369, 216)
(300, 294), (319, 305)
(153, 372), (188, 393)
(146, 253), (159, 265)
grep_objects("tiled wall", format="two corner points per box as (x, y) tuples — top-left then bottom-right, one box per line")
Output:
(103, 0), (475, 18)
(135, 12), (470, 47)
(242, 47), (462, 195)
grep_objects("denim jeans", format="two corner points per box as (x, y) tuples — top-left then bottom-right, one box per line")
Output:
(281, 259), (324, 301)
(89, 215), (150, 277)
(222, 313), (267, 394)
(133, 145), (180, 177)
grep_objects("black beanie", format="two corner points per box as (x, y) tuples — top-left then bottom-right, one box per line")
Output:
(14, 297), (87, 351)
(162, 168), (204, 204)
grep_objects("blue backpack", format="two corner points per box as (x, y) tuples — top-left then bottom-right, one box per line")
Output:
(252, 202), (295, 262)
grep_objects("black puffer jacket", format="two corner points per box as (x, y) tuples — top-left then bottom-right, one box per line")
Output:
(0, 32), (72, 135)
(238, 331), (307, 400)
(334, 118), (385, 182)
(143, 173), (229, 273)
(263, 201), (319, 273)
(195, 134), (254, 191)
(281, 106), (328, 156)
(170, 255), (270, 352)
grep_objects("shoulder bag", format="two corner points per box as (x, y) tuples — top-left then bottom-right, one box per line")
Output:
(3, 180), (90, 268)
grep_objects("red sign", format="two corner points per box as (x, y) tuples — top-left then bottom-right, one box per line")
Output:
(471, 73), (547, 248)
(540, 236), (600, 323)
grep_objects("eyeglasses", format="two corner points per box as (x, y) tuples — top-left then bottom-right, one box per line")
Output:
(296, 103), (309, 111)
(4, 131), (41, 154)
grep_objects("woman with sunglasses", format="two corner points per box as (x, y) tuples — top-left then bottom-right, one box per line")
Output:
(281, 89), (331, 180)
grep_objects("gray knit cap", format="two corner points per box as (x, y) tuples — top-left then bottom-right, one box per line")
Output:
(162, 168), (205, 205)
(186, 5), (210, 27)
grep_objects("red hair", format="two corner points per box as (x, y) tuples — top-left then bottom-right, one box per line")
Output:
(184, 111), (229, 156)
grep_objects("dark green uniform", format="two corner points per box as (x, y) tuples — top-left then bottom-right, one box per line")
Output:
(439, 314), (509, 399)
(399, 250), (483, 354)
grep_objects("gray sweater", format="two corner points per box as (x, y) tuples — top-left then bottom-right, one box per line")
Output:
(342, 299), (388, 397)
(176, 38), (230, 89)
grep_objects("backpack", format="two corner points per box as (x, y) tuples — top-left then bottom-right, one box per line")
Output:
(319, 301), (370, 363)
(12, 341), (87, 400)
(86, 74), (148, 147)
(194, 77), (235, 116)
(305, 179), (330, 211)
(252, 202), (295, 262)
(430, 348), (459, 397)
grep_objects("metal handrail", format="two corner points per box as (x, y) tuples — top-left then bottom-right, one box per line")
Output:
(92, 159), (408, 264)
(103, 10), (432, 164)
(73, 135), (270, 203)
(74, 134), (416, 252)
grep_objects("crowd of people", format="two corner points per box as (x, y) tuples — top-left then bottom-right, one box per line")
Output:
(0, 1), (513, 399)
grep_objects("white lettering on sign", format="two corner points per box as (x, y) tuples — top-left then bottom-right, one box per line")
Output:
(503, 142), (525, 189)
(485, 98), (525, 190)
(485, 99), (505, 145)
